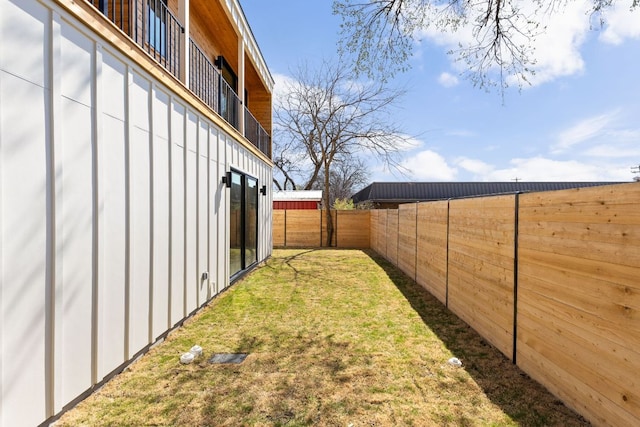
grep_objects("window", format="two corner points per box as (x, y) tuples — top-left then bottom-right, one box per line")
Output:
(147, 0), (167, 57)
(229, 170), (259, 278)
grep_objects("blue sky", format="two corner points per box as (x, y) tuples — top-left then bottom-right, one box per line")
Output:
(242, 0), (640, 183)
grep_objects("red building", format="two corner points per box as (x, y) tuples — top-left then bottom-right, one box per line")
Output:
(273, 190), (322, 210)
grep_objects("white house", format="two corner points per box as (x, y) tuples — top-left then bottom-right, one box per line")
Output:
(0, 0), (273, 425)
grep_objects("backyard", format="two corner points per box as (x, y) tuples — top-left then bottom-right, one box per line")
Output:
(57, 249), (589, 426)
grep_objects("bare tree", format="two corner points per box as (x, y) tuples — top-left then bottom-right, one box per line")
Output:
(333, 0), (638, 90)
(313, 157), (370, 207)
(274, 60), (410, 246)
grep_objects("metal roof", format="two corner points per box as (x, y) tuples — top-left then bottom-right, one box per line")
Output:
(351, 182), (626, 204)
(273, 190), (323, 201)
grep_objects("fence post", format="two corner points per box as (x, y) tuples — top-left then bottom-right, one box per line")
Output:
(512, 192), (520, 364)
(319, 209), (322, 247)
(414, 203), (418, 281)
(445, 199), (451, 308)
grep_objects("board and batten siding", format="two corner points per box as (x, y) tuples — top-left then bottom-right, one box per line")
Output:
(0, 0), (272, 425)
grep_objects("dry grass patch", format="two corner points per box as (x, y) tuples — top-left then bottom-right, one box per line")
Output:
(57, 249), (589, 426)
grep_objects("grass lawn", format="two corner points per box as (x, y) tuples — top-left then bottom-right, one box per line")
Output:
(57, 249), (589, 426)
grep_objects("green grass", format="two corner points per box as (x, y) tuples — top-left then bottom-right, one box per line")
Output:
(58, 249), (589, 426)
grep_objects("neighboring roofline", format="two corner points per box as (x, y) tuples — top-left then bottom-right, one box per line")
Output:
(273, 190), (323, 201)
(352, 181), (628, 204)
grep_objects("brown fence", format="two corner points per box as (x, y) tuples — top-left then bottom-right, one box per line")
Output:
(273, 210), (370, 248)
(369, 183), (640, 427)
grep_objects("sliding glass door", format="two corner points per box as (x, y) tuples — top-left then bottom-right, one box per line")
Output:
(229, 170), (258, 278)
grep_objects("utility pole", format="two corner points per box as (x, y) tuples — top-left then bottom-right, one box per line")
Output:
(632, 164), (640, 182)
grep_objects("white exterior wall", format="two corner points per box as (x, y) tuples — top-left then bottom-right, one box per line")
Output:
(0, 0), (272, 425)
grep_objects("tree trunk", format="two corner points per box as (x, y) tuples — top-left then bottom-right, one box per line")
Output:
(323, 163), (333, 247)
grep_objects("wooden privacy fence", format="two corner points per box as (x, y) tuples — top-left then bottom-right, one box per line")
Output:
(370, 183), (640, 427)
(273, 210), (370, 248)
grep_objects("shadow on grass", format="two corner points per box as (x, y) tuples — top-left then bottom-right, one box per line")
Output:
(364, 249), (590, 427)
(264, 248), (320, 286)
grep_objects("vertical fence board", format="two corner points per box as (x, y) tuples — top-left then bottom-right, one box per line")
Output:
(336, 211), (370, 248)
(447, 196), (515, 359)
(517, 183), (640, 426)
(398, 204), (417, 279)
(386, 210), (399, 266)
(416, 201), (448, 305)
(378, 210), (389, 258)
(370, 210), (379, 252)
(286, 211), (321, 247)
(272, 210), (286, 246)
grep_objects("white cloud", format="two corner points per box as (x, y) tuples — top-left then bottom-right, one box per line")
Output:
(438, 72), (459, 87)
(584, 142), (640, 158)
(414, 0), (594, 86)
(455, 157), (495, 177)
(272, 72), (304, 110)
(552, 110), (620, 154)
(446, 129), (475, 138)
(483, 156), (630, 181)
(393, 134), (424, 152)
(402, 150), (458, 180)
(515, 1), (591, 86)
(599, 3), (640, 44)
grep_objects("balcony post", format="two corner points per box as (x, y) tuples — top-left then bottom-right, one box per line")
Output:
(237, 38), (245, 136)
(178, 0), (189, 86)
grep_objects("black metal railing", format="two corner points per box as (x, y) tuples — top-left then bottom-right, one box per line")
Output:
(87, 0), (270, 157)
(138, 0), (182, 76)
(245, 107), (271, 157)
(190, 39), (241, 132)
(92, 0), (128, 32)
(189, 39), (220, 113)
(219, 77), (240, 130)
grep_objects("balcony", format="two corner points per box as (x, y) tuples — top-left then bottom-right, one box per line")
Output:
(86, 0), (271, 158)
